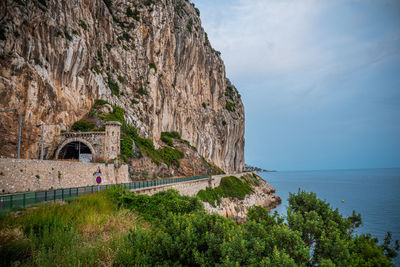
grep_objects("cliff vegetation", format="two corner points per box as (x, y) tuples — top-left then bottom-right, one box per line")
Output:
(0, 0), (244, 174)
(0, 188), (398, 266)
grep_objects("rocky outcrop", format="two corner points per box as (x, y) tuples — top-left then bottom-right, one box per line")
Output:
(0, 0), (244, 173)
(204, 175), (281, 220)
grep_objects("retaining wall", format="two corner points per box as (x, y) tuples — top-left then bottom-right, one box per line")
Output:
(131, 173), (250, 196)
(0, 158), (130, 194)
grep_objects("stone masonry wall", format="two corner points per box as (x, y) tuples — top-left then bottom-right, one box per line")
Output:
(131, 173), (245, 196)
(0, 158), (130, 194)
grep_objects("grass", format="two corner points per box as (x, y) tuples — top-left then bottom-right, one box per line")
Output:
(0, 190), (139, 266)
(197, 175), (256, 207)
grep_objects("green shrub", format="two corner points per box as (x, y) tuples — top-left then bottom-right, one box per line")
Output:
(107, 76), (119, 97)
(148, 62), (157, 71)
(197, 176), (253, 206)
(120, 136), (134, 158)
(186, 23), (192, 33)
(118, 189), (203, 221)
(225, 101), (235, 112)
(126, 7), (140, 21)
(161, 131), (181, 139)
(160, 147), (184, 167)
(137, 87), (148, 96)
(64, 30), (72, 41)
(202, 102), (207, 108)
(97, 50), (104, 66)
(225, 85), (238, 100)
(131, 98), (139, 105)
(105, 106), (124, 123)
(71, 119), (95, 132)
(94, 99), (110, 107)
(161, 136), (173, 147)
(118, 75), (125, 83)
(72, 30), (78, 35)
(79, 20), (87, 30)
(92, 66), (100, 74)
(122, 32), (131, 42)
(105, 43), (112, 52)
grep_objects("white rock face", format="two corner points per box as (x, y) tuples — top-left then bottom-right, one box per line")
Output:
(0, 0), (244, 172)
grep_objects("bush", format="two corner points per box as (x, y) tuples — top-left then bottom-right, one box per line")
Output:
(92, 66), (100, 74)
(126, 7), (140, 21)
(148, 62), (157, 71)
(71, 119), (95, 132)
(94, 99), (110, 107)
(118, 189), (203, 221)
(137, 87), (148, 96)
(225, 101), (235, 112)
(97, 50), (104, 66)
(121, 136), (134, 158)
(160, 147), (184, 167)
(108, 76), (120, 97)
(64, 30), (72, 41)
(161, 131), (181, 139)
(161, 136), (173, 147)
(202, 102), (207, 108)
(197, 175), (253, 206)
(105, 106), (124, 123)
(79, 20), (87, 30)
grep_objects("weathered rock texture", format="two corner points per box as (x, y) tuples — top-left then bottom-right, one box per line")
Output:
(0, 0), (245, 173)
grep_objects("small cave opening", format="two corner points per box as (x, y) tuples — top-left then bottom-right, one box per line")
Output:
(58, 141), (93, 162)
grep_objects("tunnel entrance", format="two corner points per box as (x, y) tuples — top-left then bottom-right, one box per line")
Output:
(58, 141), (93, 162)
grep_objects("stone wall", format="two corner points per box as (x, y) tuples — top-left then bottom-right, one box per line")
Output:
(131, 173), (245, 196)
(0, 158), (130, 194)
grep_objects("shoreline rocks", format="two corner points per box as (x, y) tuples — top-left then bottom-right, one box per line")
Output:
(203, 175), (281, 220)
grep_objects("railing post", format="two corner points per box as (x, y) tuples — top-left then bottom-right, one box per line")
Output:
(23, 193), (26, 208)
(34, 192), (37, 203)
(69, 188), (72, 198)
(54, 190), (56, 202)
(62, 189), (64, 200)
(45, 191), (47, 202)
(10, 195), (12, 209)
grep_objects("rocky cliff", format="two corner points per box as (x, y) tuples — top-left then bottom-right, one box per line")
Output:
(0, 0), (244, 173)
(203, 174), (281, 220)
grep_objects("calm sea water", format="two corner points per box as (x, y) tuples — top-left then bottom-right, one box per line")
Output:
(259, 168), (400, 265)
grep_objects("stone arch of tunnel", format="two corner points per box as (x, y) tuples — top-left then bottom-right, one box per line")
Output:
(55, 138), (96, 162)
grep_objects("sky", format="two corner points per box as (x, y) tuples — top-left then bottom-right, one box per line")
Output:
(192, 0), (400, 171)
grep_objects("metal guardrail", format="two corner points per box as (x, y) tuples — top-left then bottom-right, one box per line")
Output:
(0, 175), (208, 211)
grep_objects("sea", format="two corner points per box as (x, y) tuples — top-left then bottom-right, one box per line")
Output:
(259, 168), (400, 266)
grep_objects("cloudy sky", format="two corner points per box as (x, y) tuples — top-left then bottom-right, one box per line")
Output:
(192, 0), (400, 171)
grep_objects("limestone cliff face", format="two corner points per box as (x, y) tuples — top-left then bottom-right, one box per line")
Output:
(0, 0), (244, 172)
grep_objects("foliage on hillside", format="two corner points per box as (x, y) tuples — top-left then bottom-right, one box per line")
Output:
(71, 100), (185, 166)
(197, 175), (257, 207)
(0, 188), (398, 266)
